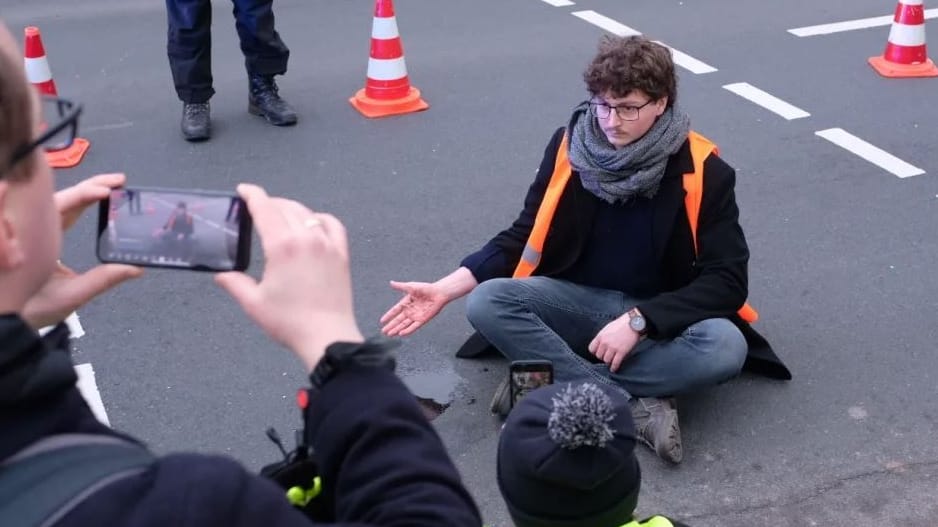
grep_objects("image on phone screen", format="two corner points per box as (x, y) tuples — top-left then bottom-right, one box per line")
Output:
(97, 188), (251, 272)
(510, 368), (553, 407)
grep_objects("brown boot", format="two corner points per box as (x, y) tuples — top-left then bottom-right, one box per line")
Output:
(490, 377), (511, 419)
(630, 397), (683, 464)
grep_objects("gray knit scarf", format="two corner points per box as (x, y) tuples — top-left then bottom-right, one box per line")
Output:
(566, 101), (691, 203)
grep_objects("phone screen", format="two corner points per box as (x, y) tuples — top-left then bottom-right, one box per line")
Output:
(509, 362), (554, 408)
(97, 187), (252, 272)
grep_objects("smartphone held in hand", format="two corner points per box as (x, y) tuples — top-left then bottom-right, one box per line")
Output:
(509, 360), (554, 409)
(97, 186), (252, 272)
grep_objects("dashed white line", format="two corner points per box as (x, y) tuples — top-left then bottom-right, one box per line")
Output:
(572, 10), (640, 36)
(541, 0), (575, 6)
(788, 9), (938, 37)
(815, 128), (925, 178)
(75, 363), (110, 426)
(658, 41), (718, 74)
(571, 11), (717, 74)
(723, 82), (810, 120)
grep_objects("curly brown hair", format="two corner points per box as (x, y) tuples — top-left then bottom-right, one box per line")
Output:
(583, 35), (677, 108)
(0, 26), (37, 182)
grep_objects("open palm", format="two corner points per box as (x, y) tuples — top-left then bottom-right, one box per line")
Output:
(380, 281), (448, 337)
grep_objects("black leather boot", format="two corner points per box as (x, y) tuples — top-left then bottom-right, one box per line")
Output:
(248, 74), (297, 126)
(181, 102), (211, 142)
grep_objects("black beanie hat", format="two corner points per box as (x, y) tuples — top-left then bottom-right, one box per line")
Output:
(497, 382), (641, 527)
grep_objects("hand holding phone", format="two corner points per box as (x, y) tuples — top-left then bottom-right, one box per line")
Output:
(214, 184), (365, 373)
(23, 173), (143, 329)
(97, 186), (252, 272)
(509, 360), (554, 409)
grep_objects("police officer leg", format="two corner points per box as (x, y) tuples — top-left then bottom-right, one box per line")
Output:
(232, 0), (297, 125)
(167, 0), (214, 140)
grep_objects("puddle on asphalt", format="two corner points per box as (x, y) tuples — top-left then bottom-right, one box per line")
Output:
(415, 396), (450, 421)
(401, 368), (463, 421)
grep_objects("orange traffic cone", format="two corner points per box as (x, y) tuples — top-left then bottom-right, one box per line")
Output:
(349, 0), (428, 118)
(869, 0), (938, 77)
(23, 26), (91, 168)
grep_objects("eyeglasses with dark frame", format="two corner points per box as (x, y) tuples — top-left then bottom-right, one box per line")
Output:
(588, 98), (654, 121)
(1, 96), (82, 178)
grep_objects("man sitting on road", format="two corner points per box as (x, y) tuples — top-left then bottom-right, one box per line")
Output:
(381, 35), (791, 464)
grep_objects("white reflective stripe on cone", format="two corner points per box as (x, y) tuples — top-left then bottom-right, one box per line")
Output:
(24, 57), (52, 83)
(367, 57), (407, 81)
(372, 17), (401, 39)
(888, 22), (927, 47)
(900, 0), (924, 7)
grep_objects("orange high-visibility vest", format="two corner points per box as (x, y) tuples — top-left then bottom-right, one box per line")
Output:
(512, 131), (758, 324)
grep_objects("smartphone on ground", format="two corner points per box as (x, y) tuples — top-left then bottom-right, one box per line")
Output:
(96, 186), (252, 272)
(509, 360), (554, 409)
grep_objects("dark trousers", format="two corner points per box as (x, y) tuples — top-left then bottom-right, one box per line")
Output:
(166, 0), (290, 103)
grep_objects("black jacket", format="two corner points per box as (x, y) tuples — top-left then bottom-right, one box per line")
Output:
(0, 315), (483, 526)
(461, 127), (790, 380)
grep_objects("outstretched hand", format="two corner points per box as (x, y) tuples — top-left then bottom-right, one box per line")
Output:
(379, 281), (448, 337)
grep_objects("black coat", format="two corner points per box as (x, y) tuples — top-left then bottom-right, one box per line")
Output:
(460, 128), (790, 380)
(0, 315), (483, 526)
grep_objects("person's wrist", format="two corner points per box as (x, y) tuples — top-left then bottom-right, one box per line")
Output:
(626, 307), (647, 336)
(435, 267), (476, 301)
(291, 319), (365, 373)
(308, 336), (398, 392)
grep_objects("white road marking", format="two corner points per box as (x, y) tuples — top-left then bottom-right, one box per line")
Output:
(83, 121), (134, 133)
(65, 312), (85, 338)
(572, 10), (640, 36)
(570, 11), (716, 73)
(40, 311), (85, 338)
(788, 9), (938, 37)
(658, 41), (718, 74)
(723, 82), (810, 120)
(541, 0), (575, 6)
(74, 363), (110, 426)
(815, 128), (925, 178)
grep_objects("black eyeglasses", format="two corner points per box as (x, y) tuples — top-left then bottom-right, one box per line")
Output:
(588, 98), (654, 121)
(2, 96), (82, 177)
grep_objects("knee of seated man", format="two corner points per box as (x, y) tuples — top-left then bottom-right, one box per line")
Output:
(688, 318), (747, 373)
(466, 278), (520, 327)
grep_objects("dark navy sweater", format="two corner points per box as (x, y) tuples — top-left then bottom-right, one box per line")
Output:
(555, 196), (659, 298)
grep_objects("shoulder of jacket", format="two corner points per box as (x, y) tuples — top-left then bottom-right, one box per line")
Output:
(701, 153), (735, 186)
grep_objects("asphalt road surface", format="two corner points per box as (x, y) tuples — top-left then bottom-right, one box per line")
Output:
(5, 0), (938, 525)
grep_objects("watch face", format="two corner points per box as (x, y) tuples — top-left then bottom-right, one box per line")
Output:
(630, 316), (646, 332)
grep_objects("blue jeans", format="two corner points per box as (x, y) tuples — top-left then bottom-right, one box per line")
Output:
(465, 277), (747, 399)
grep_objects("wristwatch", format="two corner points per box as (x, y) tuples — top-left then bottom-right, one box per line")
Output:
(308, 338), (398, 392)
(627, 308), (647, 336)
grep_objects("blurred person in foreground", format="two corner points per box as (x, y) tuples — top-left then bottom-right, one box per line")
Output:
(498, 381), (692, 526)
(0, 18), (480, 527)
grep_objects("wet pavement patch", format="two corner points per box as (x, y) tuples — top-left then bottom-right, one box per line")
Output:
(416, 396), (451, 420)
